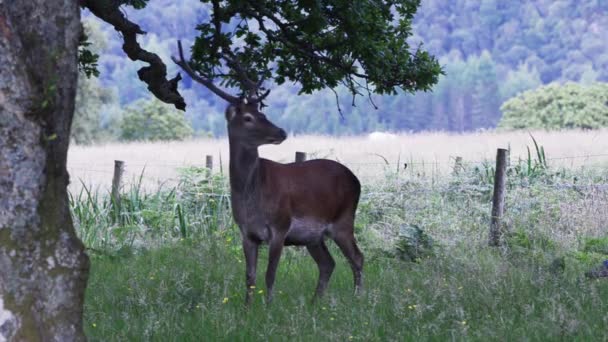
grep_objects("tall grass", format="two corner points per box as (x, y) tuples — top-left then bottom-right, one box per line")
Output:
(72, 146), (608, 340)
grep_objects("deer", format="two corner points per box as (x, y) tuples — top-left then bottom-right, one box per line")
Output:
(173, 41), (363, 304)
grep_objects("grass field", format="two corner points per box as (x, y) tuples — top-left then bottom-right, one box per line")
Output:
(67, 129), (608, 191)
(71, 130), (608, 341)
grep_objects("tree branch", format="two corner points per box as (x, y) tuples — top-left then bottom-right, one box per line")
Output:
(172, 40), (239, 104)
(81, 0), (186, 110)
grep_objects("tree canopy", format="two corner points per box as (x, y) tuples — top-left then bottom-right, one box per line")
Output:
(81, 0), (442, 112)
(188, 0), (442, 99)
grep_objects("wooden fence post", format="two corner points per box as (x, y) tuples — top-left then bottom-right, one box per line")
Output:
(205, 155), (213, 172)
(111, 160), (124, 208)
(452, 156), (463, 175)
(295, 151), (306, 163)
(489, 149), (508, 246)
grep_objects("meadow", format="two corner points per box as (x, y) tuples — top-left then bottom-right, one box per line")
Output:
(70, 130), (608, 341)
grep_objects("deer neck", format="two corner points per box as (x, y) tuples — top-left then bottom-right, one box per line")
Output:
(228, 139), (261, 196)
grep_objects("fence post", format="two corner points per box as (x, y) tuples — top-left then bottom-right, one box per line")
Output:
(205, 155), (213, 172)
(489, 149), (508, 246)
(452, 156), (463, 175)
(295, 151), (306, 163)
(111, 160), (124, 208)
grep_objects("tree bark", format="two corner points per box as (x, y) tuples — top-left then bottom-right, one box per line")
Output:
(0, 1), (89, 340)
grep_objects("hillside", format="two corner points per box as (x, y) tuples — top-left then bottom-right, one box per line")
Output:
(81, 0), (608, 136)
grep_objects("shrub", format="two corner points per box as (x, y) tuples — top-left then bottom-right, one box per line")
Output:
(499, 82), (608, 130)
(120, 98), (193, 141)
(396, 224), (434, 262)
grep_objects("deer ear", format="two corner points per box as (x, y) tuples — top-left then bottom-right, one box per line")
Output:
(225, 104), (237, 121)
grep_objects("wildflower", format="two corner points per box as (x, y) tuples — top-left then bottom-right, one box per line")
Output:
(322, 306), (327, 310)
(222, 297), (229, 304)
(330, 317), (335, 321)
(249, 285), (256, 289)
(406, 288), (412, 292)
(258, 289), (264, 294)
(92, 323), (97, 328)
(349, 336), (354, 340)
(461, 320), (467, 325)
(226, 237), (232, 243)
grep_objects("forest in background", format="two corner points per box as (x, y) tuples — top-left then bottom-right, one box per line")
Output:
(77, 0), (608, 141)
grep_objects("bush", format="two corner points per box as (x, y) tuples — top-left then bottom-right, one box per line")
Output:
(499, 82), (608, 130)
(396, 224), (434, 262)
(120, 98), (193, 141)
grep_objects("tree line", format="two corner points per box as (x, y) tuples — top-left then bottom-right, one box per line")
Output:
(74, 0), (608, 143)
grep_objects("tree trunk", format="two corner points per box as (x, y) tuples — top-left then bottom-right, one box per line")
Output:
(0, 1), (89, 340)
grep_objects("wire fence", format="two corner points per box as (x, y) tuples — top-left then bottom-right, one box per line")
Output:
(66, 151), (608, 197)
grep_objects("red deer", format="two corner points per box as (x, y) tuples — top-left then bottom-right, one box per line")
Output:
(172, 41), (363, 303)
(226, 99), (364, 303)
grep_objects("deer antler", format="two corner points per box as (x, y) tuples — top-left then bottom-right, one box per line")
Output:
(173, 40), (272, 105)
(172, 40), (240, 104)
(220, 53), (271, 105)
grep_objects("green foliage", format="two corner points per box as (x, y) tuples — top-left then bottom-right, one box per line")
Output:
(78, 39), (99, 78)
(396, 224), (434, 262)
(73, 75), (117, 144)
(120, 98), (194, 141)
(86, 1), (608, 135)
(73, 19), (119, 144)
(582, 237), (608, 255)
(77, 18), (107, 78)
(191, 0), (442, 97)
(499, 82), (608, 130)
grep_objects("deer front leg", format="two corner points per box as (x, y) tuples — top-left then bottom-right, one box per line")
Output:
(265, 233), (286, 303)
(242, 236), (259, 305)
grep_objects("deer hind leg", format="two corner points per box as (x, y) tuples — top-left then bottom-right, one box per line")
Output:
(306, 240), (335, 300)
(332, 220), (364, 294)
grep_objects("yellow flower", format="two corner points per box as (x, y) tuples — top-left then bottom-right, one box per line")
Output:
(222, 297), (229, 304)
(226, 237), (232, 243)
(92, 323), (97, 328)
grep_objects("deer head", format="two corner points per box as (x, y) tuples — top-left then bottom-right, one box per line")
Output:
(225, 98), (287, 148)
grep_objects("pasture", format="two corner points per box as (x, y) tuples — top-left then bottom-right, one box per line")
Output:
(70, 130), (608, 341)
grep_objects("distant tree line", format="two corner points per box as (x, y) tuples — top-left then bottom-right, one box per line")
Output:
(76, 0), (608, 141)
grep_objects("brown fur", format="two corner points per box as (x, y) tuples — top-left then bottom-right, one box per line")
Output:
(226, 101), (364, 303)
